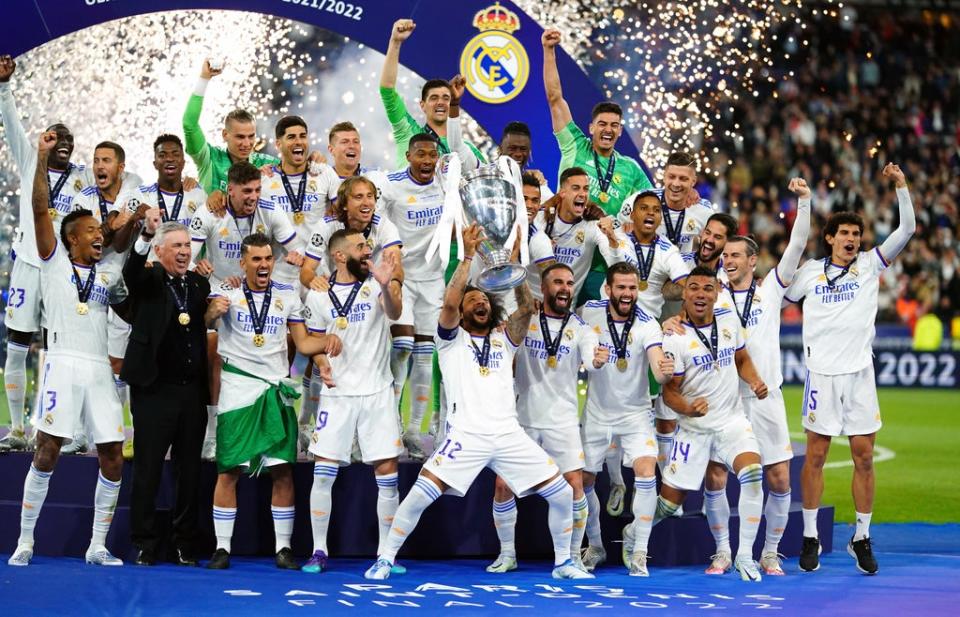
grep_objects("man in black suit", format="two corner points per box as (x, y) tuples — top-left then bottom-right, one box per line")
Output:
(123, 207), (209, 566)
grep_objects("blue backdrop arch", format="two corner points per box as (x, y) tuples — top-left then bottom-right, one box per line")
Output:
(2, 0), (645, 185)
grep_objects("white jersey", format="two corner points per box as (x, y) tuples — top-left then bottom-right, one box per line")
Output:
(662, 308), (746, 433)
(730, 270), (790, 394)
(39, 240), (127, 360)
(437, 325), (521, 435)
(654, 188), (717, 254)
(785, 248), (887, 375)
(527, 212), (624, 298)
(324, 165), (388, 205)
(304, 277), (392, 395)
(74, 182), (146, 271)
(582, 300), (664, 425)
(378, 169), (445, 281)
(258, 167), (330, 282)
(516, 311), (598, 429)
(209, 280), (304, 381)
(138, 183), (206, 228)
(612, 232), (689, 318)
(189, 201), (299, 283)
(304, 214), (403, 277)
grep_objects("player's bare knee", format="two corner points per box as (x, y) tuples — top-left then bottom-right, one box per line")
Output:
(632, 457), (656, 479)
(656, 419), (676, 434)
(96, 442), (124, 480)
(660, 484), (684, 505)
(765, 462), (790, 492)
(33, 434), (61, 472)
(704, 462), (728, 490)
(582, 471), (596, 488)
(109, 356), (123, 375)
(493, 476), (514, 502)
(373, 457), (399, 476)
(563, 470), (583, 495)
(419, 469), (447, 493)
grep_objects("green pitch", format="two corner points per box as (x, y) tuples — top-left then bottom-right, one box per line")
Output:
(2, 370), (956, 523)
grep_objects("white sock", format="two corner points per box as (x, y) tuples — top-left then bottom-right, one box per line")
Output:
(632, 476), (657, 554)
(298, 372), (317, 425)
(18, 464), (51, 547)
(854, 511), (872, 541)
(606, 448), (624, 488)
(272, 505), (295, 552)
(91, 472), (121, 547)
(407, 341), (434, 434)
(492, 497), (518, 557)
(570, 495), (588, 556)
(205, 405), (218, 441)
(736, 464), (764, 561)
(390, 336), (414, 402)
(704, 488), (731, 554)
(375, 472), (400, 555)
(538, 476), (573, 566)
(802, 507), (819, 538)
(4, 342), (28, 432)
(584, 484), (603, 547)
(655, 431), (674, 473)
(380, 476), (440, 563)
(309, 462), (338, 554)
(213, 506), (237, 552)
(113, 374), (129, 410)
(763, 490), (791, 554)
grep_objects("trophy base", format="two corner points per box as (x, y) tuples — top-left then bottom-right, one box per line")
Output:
(476, 264), (527, 293)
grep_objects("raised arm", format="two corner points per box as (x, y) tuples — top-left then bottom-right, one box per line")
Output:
(0, 56), (33, 173)
(182, 60), (223, 157)
(506, 274), (536, 344)
(371, 250), (403, 321)
(776, 177), (813, 286)
(380, 19), (414, 90)
(124, 207), (162, 292)
(541, 30), (574, 132)
(31, 132), (58, 259)
(439, 223), (482, 330)
(447, 75), (480, 171)
(876, 163), (916, 265)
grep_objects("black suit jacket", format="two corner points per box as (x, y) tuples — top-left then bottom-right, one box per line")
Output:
(120, 245), (210, 393)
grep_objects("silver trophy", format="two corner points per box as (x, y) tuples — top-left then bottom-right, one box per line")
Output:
(438, 155), (527, 293)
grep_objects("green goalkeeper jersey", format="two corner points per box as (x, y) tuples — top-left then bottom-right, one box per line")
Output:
(379, 86), (485, 168)
(182, 94), (279, 194)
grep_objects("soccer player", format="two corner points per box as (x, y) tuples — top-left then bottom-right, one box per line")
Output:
(183, 59), (279, 194)
(380, 19), (484, 168)
(486, 263), (606, 574)
(377, 133), (446, 460)
(499, 121), (553, 199)
(8, 132), (130, 566)
(528, 167), (624, 300)
(321, 121), (387, 194)
(301, 229), (403, 573)
(364, 224), (590, 580)
(190, 161), (304, 460)
(139, 134), (207, 230)
(657, 265), (769, 582)
(580, 262), (675, 575)
(542, 28), (653, 303)
(203, 233), (334, 570)
(654, 152), (717, 254)
(787, 163), (915, 575)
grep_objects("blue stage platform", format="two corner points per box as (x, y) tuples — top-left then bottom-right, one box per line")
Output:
(0, 442), (831, 567)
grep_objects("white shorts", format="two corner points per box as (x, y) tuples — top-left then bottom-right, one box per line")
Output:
(582, 411), (658, 474)
(107, 308), (131, 359)
(743, 389), (793, 466)
(308, 386), (403, 465)
(423, 425), (558, 497)
(217, 368), (295, 469)
(523, 425), (584, 473)
(31, 352), (125, 445)
(802, 366), (881, 437)
(5, 258), (41, 333)
(653, 395), (679, 422)
(662, 414), (760, 492)
(395, 278), (443, 336)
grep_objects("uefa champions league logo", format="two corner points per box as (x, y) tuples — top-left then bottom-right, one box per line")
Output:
(460, 3), (530, 104)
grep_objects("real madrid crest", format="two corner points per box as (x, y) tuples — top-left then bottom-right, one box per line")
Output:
(491, 339), (503, 349)
(459, 3), (529, 104)
(563, 328), (574, 340)
(99, 273), (109, 284)
(188, 201), (197, 212)
(686, 219), (696, 231)
(74, 179), (83, 191)
(575, 230), (585, 244)
(308, 180), (317, 192)
(722, 328), (731, 340)
(275, 298), (284, 311)
(361, 286), (371, 298)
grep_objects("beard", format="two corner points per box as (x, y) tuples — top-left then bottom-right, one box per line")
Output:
(610, 293), (636, 318)
(346, 256), (368, 281)
(546, 293), (570, 315)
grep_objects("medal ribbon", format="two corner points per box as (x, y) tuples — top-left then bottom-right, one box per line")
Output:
(540, 310), (571, 361)
(47, 164), (74, 209)
(824, 257), (856, 289)
(592, 150), (616, 194)
(71, 263), (97, 304)
(279, 169), (307, 215)
(241, 281), (273, 338)
(661, 197), (685, 246)
(422, 124), (450, 155)
(692, 320), (720, 368)
(96, 190), (111, 221)
(629, 234), (656, 282)
(327, 272), (362, 323)
(470, 334), (491, 369)
(606, 306), (635, 361)
(156, 188), (184, 223)
(732, 279), (757, 329)
(166, 277), (189, 316)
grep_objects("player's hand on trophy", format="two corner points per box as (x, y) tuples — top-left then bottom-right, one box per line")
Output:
(205, 295), (230, 321)
(750, 379), (768, 400)
(324, 334), (343, 357)
(592, 345), (610, 369)
(462, 222), (484, 259)
(689, 397), (709, 417)
(142, 207), (162, 236)
(372, 250), (398, 286)
(0, 55), (15, 82)
(200, 58), (224, 79)
(194, 259), (214, 277)
(207, 190), (227, 217)
(309, 275), (330, 292)
(392, 19), (416, 43)
(788, 177), (811, 199)
(542, 29), (562, 49)
(37, 130), (57, 152)
(882, 163), (907, 188)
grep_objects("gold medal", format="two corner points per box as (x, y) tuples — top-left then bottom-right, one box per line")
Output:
(178, 312), (191, 326)
(616, 357), (628, 372)
(547, 355), (558, 368)
(293, 212), (305, 225)
(76, 302), (89, 315)
(638, 280), (648, 291)
(599, 191), (610, 203)
(336, 316), (348, 329)
(48, 208), (58, 220)
(253, 334), (265, 347)
(479, 366), (490, 377)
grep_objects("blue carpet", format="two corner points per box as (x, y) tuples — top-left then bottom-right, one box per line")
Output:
(2, 523), (957, 616)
